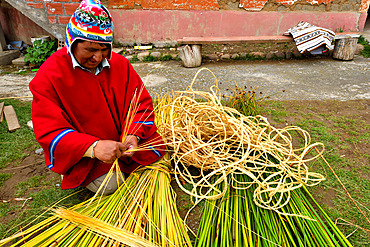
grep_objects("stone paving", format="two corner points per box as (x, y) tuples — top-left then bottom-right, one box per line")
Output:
(133, 57), (370, 101)
(1, 54), (369, 102)
(1, 26), (369, 102)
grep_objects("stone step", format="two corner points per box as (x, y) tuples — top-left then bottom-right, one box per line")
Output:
(12, 56), (28, 66)
(0, 50), (21, 65)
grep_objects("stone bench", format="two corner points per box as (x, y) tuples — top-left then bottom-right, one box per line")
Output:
(177, 33), (359, 67)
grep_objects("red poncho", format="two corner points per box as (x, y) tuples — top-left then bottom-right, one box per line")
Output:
(30, 47), (165, 189)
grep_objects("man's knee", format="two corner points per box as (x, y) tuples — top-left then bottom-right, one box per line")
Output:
(86, 172), (125, 195)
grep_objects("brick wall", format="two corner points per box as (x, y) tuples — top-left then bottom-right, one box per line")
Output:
(25, 0), (80, 25)
(0, 2), (51, 43)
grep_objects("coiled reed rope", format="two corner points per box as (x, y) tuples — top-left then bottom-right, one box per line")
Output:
(157, 68), (326, 218)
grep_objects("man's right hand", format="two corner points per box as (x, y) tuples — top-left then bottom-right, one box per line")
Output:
(93, 140), (125, 163)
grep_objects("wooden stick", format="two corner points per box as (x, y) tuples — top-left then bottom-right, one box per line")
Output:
(0, 102), (4, 122)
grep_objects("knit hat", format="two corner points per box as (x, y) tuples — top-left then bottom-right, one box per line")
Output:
(65, 0), (113, 58)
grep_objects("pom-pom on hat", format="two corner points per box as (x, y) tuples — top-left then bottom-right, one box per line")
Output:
(65, 0), (113, 58)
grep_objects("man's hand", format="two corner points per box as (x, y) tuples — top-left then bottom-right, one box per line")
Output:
(93, 140), (125, 163)
(121, 135), (139, 158)
(92, 136), (138, 163)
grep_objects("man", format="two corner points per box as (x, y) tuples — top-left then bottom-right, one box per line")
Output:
(29, 0), (165, 195)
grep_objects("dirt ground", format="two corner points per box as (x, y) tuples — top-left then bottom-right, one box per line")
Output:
(1, 98), (368, 236)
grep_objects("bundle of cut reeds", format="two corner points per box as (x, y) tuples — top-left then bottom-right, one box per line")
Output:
(0, 156), (192, 247)
(196, 174), (353, 247)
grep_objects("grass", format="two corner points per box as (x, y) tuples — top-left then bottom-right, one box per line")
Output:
(358, 35), (370, 58)
(0, 99), (87, 240)
(15, 175), (60, 197)
(0, 187), (86, 239)
(0, 98), (368, 246)
(130, 54), (139, 63)
(0, 99), (39, 169)
(262, 101), (289, 123)
(160, 54), (173, 61)
(0, 203), (15, 218)
(0, 174), (12, 187)
(142, 54), (158, 62)
(263, 100), (370, 246)
(130, 53), (178, 63)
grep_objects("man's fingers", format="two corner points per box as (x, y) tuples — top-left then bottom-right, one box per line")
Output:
(93, 140), (127, 163)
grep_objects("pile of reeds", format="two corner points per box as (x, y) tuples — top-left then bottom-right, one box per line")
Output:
(0, 156), (192, 247)
(157, 84), (325, 215)
(155, 68), (354, 246)
(1, 69), (363, 247)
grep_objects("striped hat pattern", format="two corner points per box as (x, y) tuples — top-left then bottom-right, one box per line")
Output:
(65, 0), (113, 57)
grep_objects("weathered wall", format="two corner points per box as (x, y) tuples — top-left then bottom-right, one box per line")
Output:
(109, 0), (364, 12)
(0, 1), (51, 44)
(110, 10), (363, 45)
(0, 0), (368, 45)
(37, 0), (81, 25)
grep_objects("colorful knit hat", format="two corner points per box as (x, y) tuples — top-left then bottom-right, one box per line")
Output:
(65, 0), (113, 58)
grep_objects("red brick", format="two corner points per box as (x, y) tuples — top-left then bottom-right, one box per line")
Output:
(72, 0), (82, 2)
(54, 0), (71, 2)
(46, 3), (64, 15)
(64, 3), (80, 15)
(27, 2), (44, 9)
(26, 0), (34, 2)
(58, 15), (71, 24)
(360, 0), (369, 12)
(48, 16), (57, 24)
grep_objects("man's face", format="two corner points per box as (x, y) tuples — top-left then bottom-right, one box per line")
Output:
(73, 41), (110, 70)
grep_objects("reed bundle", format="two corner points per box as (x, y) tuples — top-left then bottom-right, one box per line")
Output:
(196, 175), (353, 247)
(0, 157), (192, 246)
(157, 83), (325, 216)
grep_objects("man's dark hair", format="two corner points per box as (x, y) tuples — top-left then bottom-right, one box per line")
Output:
(73, 39), (110, 49)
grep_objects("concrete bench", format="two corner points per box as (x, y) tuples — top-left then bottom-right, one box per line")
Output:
(177, 35), (294, 45)
(177, 33), (359, 67)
